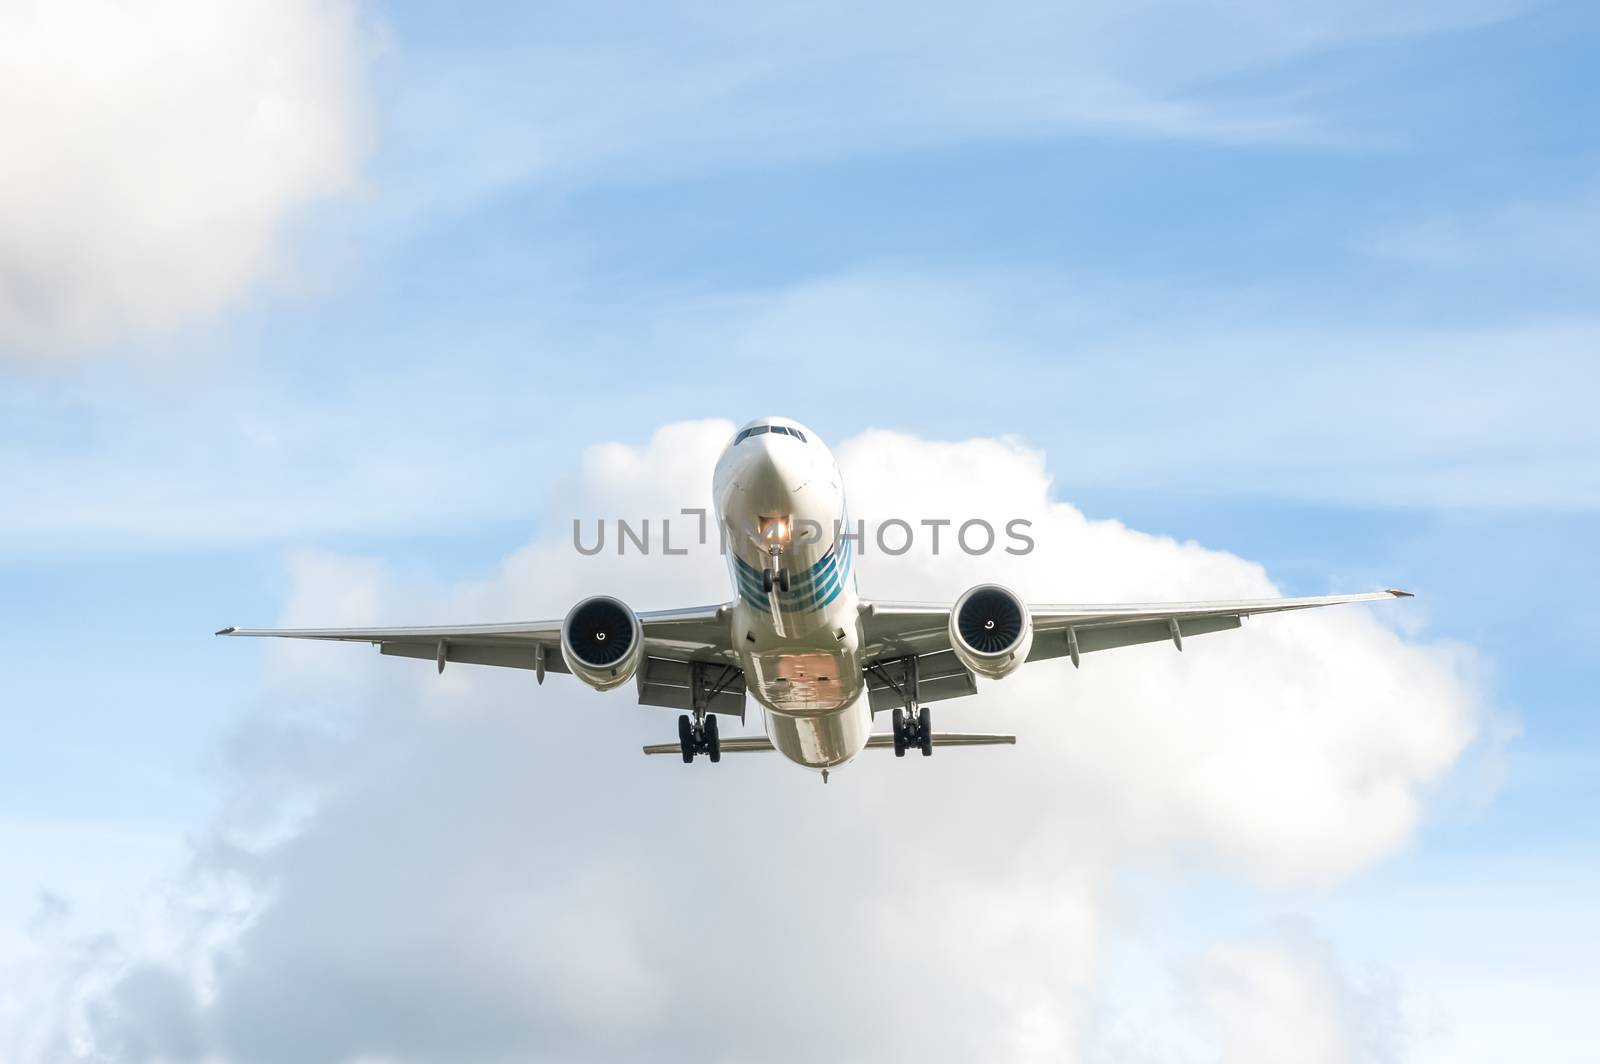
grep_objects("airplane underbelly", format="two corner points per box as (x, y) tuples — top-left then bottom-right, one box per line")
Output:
(763, 690), (873, 770)
(747, 647), (860, 713)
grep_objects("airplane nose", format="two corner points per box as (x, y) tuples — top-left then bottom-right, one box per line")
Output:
(738, 433), (807, 506)
(748, 436), (786, 485)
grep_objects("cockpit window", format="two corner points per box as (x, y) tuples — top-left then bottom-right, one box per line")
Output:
(733, 425), (772, 445)
(733, 424), (804, 445)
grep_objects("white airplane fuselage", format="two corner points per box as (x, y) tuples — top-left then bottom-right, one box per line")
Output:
(712, 417), (869, 771)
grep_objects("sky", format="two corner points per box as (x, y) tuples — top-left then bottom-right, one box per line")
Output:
(1, 0), (1597, 1060)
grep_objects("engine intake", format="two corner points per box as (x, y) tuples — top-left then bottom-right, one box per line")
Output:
(949, 584), (1033, 679)
(561, 595), (644, 691)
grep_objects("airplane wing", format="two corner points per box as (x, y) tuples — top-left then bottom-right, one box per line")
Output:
(217, 602), (748, 716)
(859, 589), (1412, 711)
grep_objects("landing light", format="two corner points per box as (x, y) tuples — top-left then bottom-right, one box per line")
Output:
(758, 515), (791, 546)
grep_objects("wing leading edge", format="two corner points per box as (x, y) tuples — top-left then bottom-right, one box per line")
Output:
(862, 589), (1413, 668)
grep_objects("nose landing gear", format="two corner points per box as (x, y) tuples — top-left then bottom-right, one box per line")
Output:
(758, 526), (791, 595)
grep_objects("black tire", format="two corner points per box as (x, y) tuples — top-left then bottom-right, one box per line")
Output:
(918, 706), (933, 756)
(777, 570), (791, 592)
(892, 711), (907, 757)
(762, 570), (774, 593)
(705, 713), (721, 763)
(678, 714), (695, 763)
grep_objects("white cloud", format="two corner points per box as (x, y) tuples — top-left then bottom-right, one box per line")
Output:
(2, 420), (1481, 1061)
(1183, 922), (1405, 1064)
(0, 0), (370, 353)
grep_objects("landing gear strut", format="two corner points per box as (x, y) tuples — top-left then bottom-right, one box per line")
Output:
(870, 655), (933, 758)
(675, 661), (738, 764)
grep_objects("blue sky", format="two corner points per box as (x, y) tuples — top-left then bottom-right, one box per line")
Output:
(3, 1), (1598, 1060)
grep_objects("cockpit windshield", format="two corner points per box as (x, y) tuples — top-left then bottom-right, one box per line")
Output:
(734, 424), (806, 445)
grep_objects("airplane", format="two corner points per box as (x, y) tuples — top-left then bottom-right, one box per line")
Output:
(219, 416), (1412, 780)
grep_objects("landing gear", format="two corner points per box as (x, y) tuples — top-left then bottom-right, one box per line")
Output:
(872, 655), (933, 760)
(676, 712), (721, 762)
(673, 662), (738, 764)
(761, 531), (790, 595)
(891, 704), (934, 758)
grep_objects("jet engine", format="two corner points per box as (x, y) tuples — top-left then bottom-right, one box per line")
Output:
(948, 583), (1033, 680)
(560, 595), (644, 691)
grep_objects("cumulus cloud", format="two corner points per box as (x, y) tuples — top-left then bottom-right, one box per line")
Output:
(0, 0), (370, 353)
(15, 421), (1479, 1060)
(1183, 922), (1405, 1064)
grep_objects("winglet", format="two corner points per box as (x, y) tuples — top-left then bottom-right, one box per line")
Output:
(215, 626), (237, 635)
(1385, 588), (1415, 598)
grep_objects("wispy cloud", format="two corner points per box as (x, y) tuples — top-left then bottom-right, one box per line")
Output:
(0, 0), (373, 355)
(3, 263), (1593, 560)
(1360, 186), (1600, 272)
(375, 0), (1528, 213)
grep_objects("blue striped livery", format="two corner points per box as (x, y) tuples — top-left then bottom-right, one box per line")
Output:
(733, 532), (854, 613)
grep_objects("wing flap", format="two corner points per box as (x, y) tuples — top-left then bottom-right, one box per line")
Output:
(1025, 613), (1243, 663)
(865, 649), (977, 712)
(635, 656), (747, 718)
(380, 640), (572, 673)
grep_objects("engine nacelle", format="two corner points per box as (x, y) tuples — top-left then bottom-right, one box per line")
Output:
(560, 595), (644, 691)
(948, 583), (1033, 680)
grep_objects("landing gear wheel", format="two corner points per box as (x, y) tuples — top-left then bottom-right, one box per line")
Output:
(704, 713), (721, 762)
(918, 706), (933, 756)
(892, 711), (908, 757)
(762, 570), (775, 593)
(777, 570), (791, 593)
(677, 714), (695, 763)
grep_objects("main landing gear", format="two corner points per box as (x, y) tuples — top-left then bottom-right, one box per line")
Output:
(869, 655), (934, 758)
(678, 712), (720, 763)
(892, 704), (933, 758)
(676, 661), (739, 764)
